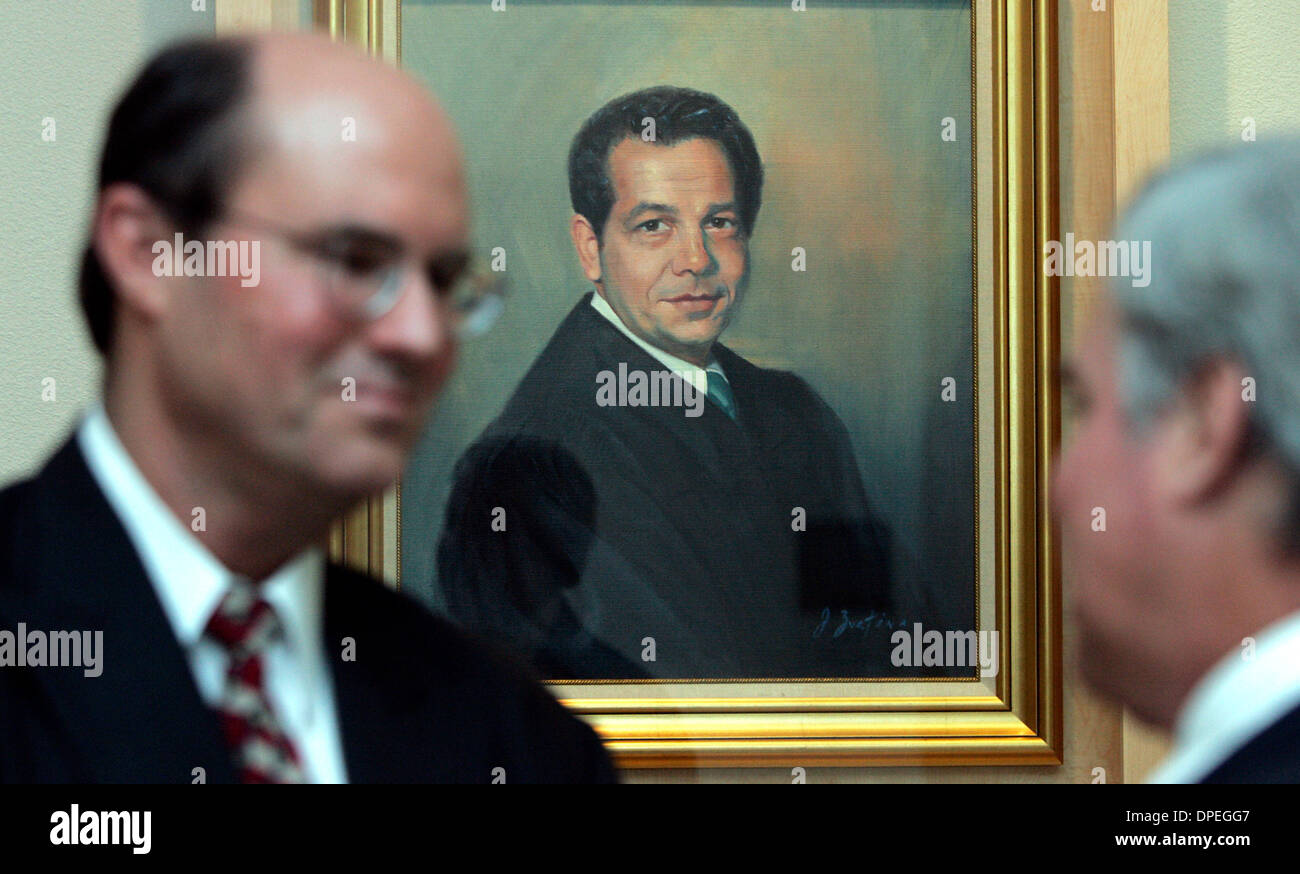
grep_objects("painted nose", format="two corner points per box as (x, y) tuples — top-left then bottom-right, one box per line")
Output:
(674, 228), (714, 276)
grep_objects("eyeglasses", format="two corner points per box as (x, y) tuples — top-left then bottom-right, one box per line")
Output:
(215, 208), (506, 339)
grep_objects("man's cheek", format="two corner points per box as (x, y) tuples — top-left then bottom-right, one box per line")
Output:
(243, 337), (341, 435)
(722, 244), (748, 278)
(254, 288), (350, 373)
(425, 347), (457, 400)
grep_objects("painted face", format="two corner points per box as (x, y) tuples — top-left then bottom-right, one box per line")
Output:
(592, 136), (748, 365)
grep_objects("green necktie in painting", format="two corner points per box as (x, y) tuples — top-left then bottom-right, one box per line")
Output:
(706, 370), (738, 421)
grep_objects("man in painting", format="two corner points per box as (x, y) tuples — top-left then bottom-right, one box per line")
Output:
(438, 86), (902, 679)
(1054, 137), (1300, 781)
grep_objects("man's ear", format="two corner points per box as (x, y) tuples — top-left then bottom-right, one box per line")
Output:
(1150, 359), (1256, 508)
(569, 213), (602, 284)
(92, 183), (174, 325)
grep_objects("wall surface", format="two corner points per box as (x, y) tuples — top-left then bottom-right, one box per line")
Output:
(1169, 0), (1300, 162)
(0, 0), (213, 485)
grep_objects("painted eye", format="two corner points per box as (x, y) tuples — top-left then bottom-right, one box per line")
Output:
(638, 219), (666, 232)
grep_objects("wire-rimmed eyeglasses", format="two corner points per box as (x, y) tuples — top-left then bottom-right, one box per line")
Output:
(216, 208), (506, 339)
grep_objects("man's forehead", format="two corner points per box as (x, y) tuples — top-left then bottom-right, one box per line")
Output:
(227, 35), (466, 243)
(608, 137), (736, 201)
(233, 126), (462, 223)
(251, 31), (415, 95)
(246, 32), (456, 158)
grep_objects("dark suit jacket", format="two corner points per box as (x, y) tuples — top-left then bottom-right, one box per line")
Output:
(1202, 702), (1300, 783)
(0, 435), (616, 783)
(438, 293), (903, 680)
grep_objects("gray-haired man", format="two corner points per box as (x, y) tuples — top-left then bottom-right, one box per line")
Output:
(1053, 137), (1300, 782)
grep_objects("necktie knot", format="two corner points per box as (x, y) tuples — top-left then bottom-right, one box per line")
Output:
(205, 578), (283, 660)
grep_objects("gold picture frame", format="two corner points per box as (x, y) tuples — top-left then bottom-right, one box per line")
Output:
(300, 0), (1060, 770)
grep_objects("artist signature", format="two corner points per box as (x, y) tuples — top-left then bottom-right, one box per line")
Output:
(812, 607), (904, 640)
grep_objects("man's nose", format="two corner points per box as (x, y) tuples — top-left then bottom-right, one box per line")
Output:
(365, 269), (452, 367)
(673, 227), (715, 276)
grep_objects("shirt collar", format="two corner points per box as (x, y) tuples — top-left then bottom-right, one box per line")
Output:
(76, 402), (324, 657)
(589, 291), (727, 392)
(1148, 608), (1300, 782)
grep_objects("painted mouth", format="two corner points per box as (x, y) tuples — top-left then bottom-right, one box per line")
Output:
(661, 290), (726, 313)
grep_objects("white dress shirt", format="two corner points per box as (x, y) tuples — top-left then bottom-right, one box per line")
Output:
(590, 291), (728, 394)
(1148, 608), (1300, 783)
(77, 403), (349, 783)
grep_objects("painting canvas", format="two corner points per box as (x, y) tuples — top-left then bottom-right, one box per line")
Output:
(395, 0), (977, 683)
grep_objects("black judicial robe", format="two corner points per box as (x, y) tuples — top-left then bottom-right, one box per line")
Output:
(437, 293), (901, 680)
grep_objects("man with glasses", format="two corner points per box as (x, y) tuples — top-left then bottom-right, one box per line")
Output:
(0, 33), (613, 783)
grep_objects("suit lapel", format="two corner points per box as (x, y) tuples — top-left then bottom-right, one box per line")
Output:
(17, 437), (236, 783)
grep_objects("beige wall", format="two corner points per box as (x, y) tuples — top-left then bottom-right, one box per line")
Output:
(1169, 0), (1300, 160)
(0, 0), (213, 484)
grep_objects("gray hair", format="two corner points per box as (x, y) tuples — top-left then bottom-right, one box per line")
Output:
(1112, 135), (1300, 550)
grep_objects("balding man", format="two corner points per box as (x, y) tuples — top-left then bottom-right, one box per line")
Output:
(0, 34), (615, 784)
(1054, 137), (1300, 782)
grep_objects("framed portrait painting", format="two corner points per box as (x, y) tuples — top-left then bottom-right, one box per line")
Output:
(318, 0), (1061, 769)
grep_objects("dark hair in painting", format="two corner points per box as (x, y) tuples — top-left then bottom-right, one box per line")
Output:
(567, 85), (764, 242)
(80, 37), (256, 356)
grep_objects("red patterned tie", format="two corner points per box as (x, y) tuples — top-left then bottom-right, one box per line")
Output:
(204, 579), (306, 784)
